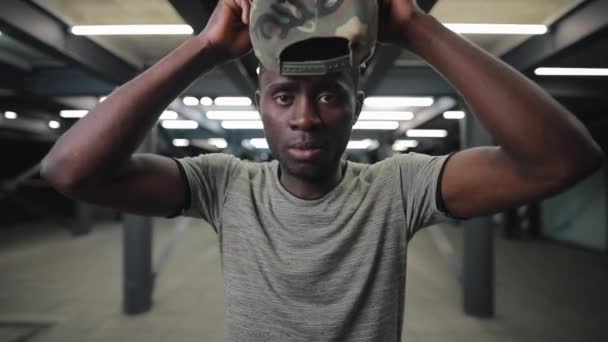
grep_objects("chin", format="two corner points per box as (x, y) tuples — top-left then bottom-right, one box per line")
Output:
(283, 161), (327, 181)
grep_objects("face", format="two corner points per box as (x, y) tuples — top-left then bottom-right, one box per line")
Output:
(256, 68), (363, 181)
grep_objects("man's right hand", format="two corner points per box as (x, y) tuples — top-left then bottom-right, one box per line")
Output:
(201, 0), (253, 62)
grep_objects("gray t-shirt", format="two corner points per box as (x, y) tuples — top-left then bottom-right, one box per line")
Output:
(177, 152), (454, 341)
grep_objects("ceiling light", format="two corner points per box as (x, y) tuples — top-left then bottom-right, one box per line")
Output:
(347, 139), (379, 150)
(207, 138), (228, 149)
(200, 97), (213, 106)
(183, 96), (199, 106)
(249, 138), (269, 149)
(364, 97), (434, 108)
(172, 139), (190, 147)
(206, 110), (259, 120)
(161, 120), (198, 129)
(60, 110), (88, 118)
(4, 111), (17, 119)
(444, 23), (547, 35)
(221, 120), (264, 129)
(534, 67), (608, 76)
(443, 111), (466, 119)
(71, 25), (193, 36)
(256, 67), (261, 75)
(392, 140), (419, 151)
(359, 111), (414, 121)
(214, 97), (252, 106)
(353, 121), (399, 130)
(158, 110), (179, 120)
(406, 129), (448, 138)
(49, 120), (61, 129)
(99, 96), (108, 102)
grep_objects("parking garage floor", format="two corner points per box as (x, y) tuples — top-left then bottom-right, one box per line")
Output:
(0, 218), (607, 342)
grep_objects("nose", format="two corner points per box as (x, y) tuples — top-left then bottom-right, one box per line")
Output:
(288, 96), (321, 131)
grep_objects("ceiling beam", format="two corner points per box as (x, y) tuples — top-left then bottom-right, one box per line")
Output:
(25, 65), (604, 100)
(169, 0), (257, 98)
(362, 0), (439, 93)
(0, 0), (138, 85)
(502, 0), (608, 71)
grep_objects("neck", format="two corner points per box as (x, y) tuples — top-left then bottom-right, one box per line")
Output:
(279, 163), (344, 200)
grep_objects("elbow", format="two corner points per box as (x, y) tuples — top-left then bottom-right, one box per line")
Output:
(556, 144), (604, 188)
(41, 153), (86, 197)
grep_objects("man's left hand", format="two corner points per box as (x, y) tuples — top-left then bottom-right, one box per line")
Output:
(377, 0), (420, 47)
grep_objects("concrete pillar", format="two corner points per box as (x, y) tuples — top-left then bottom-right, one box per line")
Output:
(460, 109), (495, 318)
(72, 202), (93, 236)
(122, 128), (157, 315)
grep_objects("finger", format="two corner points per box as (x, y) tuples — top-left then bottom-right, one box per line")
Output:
(240, 0), (251, 25)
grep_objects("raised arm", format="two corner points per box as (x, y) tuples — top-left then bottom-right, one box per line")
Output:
(379, 0), (604, 218)
(41, 0), (253, 216)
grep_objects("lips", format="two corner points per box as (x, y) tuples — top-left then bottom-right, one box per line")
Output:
(287, 140), (326, 161)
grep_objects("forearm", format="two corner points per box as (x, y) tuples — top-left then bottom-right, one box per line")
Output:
(42, 35), (221, 188)
(405, 14), (602, 171)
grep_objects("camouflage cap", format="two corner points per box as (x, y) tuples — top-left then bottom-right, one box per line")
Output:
(250, 0), (378, 76)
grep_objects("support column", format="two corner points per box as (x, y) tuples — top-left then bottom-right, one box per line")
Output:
(122, 128), (157, 315)
(460, 109), (495, 318)
(72, 202), (93, 236)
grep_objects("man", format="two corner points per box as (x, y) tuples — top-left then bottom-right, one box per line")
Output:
(41, 0), (603, 340)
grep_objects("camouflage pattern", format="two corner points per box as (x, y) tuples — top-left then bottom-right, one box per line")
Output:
(250, 0), (378, 76)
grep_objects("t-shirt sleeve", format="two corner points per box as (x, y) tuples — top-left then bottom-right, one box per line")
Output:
(396, 152), (462, 240)
(174, 153), (241, 229)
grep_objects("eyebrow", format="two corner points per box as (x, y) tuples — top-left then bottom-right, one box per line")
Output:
(265, 80), (299, 94)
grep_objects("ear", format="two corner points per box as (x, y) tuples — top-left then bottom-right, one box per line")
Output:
(353, 90), (365, 124)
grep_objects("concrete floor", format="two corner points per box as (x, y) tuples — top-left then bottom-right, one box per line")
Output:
(0, 218), (606, 342)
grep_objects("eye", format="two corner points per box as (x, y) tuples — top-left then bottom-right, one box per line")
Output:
(318, 93), (337, 104)
(273, 94), (294, 106)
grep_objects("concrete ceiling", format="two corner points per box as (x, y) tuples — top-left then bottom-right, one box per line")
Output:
(397, 0), (582, 65)
(31, 0), (190, 67)
(28, 0), (584, 67)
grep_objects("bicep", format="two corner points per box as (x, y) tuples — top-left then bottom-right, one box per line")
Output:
(69, 154), (188, 217)
(441, 147), (565, 218)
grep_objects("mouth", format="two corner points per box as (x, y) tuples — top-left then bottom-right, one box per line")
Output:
(288, 146), (323, 160)
(287, 141), (326, 161)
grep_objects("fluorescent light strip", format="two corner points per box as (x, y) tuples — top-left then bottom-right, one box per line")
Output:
(4, 111), (17, 119)
(353, 121), (399, 130)
(359, 111), (414, 121)
(161, 120), (198, 129)
(71, 25), (193, 36)
(444, 23), (547, 35)
(221, 120), (264, 129)
(159, 110), (179, 120)
(200, 97), (214, 106)
(183, 96), (200, 106)
(207, 138), (228, 149)
(206, 110), (259, 120)
(534, 67), (608, 76)
(60, 110), (89, 118)
(406, 129), (448, 138)
(249, 138), (269, 149)
(392, 140), (419, 152)
(214, 97), (252, 106)
(49, 120), (61, 129)
(364, 97), (434, 108)
(347, 140), (378, 150)
(443, 111), (466, 119)
(173, 139), (190, 147)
